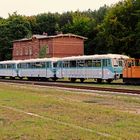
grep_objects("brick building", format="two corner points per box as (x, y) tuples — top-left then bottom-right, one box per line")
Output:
(12, 33), (87, 60)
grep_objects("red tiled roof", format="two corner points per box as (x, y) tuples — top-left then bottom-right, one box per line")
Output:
(13, 33), (87, 42)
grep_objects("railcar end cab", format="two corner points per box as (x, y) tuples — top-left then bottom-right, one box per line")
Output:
(17, 58), (59, 81)
(123, 58), (140, 84)
(56, 54), (129, 83)
(0, 60), (20, 79)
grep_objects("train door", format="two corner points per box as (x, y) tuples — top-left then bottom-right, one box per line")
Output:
(45, 62), (48, 78)
(102, 59), (108, 79)
(76, 60), (85, 78)
(126, 60), (133, 78)
(133, 59), (140, 78)
(45, 61), (51, 78)
(13, 63), (18, 77)
(52, 62), (56, 78)
(69, 60), (76, 78)
(56, 61), (62, 78)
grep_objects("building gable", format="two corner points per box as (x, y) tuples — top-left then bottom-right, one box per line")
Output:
(12, 33), (87, 60)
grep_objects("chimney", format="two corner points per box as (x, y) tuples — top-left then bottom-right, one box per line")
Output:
(43, 32), (48, 36)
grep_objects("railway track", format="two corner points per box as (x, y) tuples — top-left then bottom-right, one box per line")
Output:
(0, 79), (140, 95)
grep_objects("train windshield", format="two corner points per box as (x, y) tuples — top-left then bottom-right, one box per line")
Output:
(118, 60), (123, 67)
(113, 59), (119, 67)
(53, 62), (57, 68)
(113, 59), (125, 67)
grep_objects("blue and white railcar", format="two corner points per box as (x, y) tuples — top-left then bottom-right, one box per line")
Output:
(0, 60), (20, 78)
(17, 58), (59, 80)
(56, 54), (129, 83)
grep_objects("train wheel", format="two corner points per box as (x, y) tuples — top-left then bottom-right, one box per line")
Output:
(97, 79), (102, 83)
(41, 77), (48, 81)
(80, 78), (85, 83)
(51, 77), (57, 82)
(45, 78), (49, 81)
(28, 77), (33, 81)
(10, 77), (15, 80)
(106, 79), (113, 84)
(19, 77), (23, 80)
(70, 78), (76, 83)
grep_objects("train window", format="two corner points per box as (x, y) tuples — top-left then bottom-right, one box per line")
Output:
(29, 63), (35, 68)
(127, 60), (140, 67)
(2, 64), (5, 68)
(108, 59), (111, 66)
(46, 62), (50, 68)
(102, 59), (108, 67)
(27, 63), (31, 68)
(35, 62), (41, 68)
(96, 61), (101, 67)
(0, 64), (6, 69)
(57, 61), (62, 68)
(12, 64), (15, 68)
(92, 61), (96, 67)
(77, 60), (85, 67)
(67, 61), (70, 67)
(85, 60), (92, 67)
(57, 62), (62, 68)
(19, 63), (28, 68)
(131, 61), (134, 66)
(93, 60), (101, 67)
(19, 63), (22, 68)
(62, 62), (64, 67)
(17, 64), (21, 68)
(63, 61), (69, 68)
(70, 61), (76, 67)
(34, 62), (45, 68)
(6, 64), (10, 68)
(0, 64), (2, 69)
(53, 62), (58, 68)
(113, 59), (118, 67)
(41, 62), (46, 68)
(128, 62), (131, 67)
(26, 63), (29, 68)
(102, 59), (111, 67)
(135, 60), (140, 66)
(118, 60), (123, 67)
(7, 64), (14, 69)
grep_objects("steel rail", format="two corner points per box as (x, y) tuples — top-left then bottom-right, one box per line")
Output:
(0, 79), (140, 94)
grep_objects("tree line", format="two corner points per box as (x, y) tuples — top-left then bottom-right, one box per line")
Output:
(0, 0), (139, 60)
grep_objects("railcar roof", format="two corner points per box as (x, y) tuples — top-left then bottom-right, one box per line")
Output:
(18, 57), (60, 63)
(0, 54), (129, 64)
(60, 54), (129, 61)
(0, 58), (60, 64)
(0, 60), (22, 64)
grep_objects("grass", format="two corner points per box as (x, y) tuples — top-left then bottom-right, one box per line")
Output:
(0, 82), (140, 140)
(57, 78), (140, 90)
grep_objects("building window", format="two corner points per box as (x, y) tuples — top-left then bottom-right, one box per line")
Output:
(16, 50), (19, 56)
(25, 48), (28, 55)
(20, 49), (23, 56)
(29, 47), (32, 55)
(46, 46), (49, 54)
(39, 45), (48, 58)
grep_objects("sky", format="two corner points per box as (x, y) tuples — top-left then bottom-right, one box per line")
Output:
(0, 0), (121, 18)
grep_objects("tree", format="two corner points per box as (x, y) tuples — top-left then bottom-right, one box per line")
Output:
(58, 12), (73, 33)
(35, 13), (60, 35)
(0, 0), (140, 60)
(39, 45), (48, 58)
(96, 0), (140, 56)
(0, 12), (32, 60)
(68, 11), (94, 37)
(7, 12), (32, 40)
